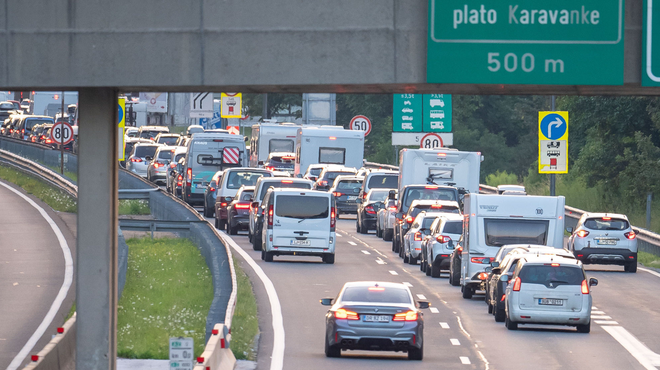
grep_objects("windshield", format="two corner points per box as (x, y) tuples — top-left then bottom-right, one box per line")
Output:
(403, 188), (457, 209)
(336, 180), (362, 193)
(158, 136), (179, 145)
(140, 130), (164, 139)
(484, 219), (549, 247)
(319, 148), (345, 164)
(269, 139), (294, 153)
(275, 195), (329, 219)
(367, 175), (398, 189)
(238, 190), (254, 201)
(519, 265), (584, 286)
(409, 205), (460, 219)
(421, 217), (436, 229)
(309, 167), (323, 176)
(324, 171), (356, 182)
(367, 190), (389, 202)
(443, 221), (463, 234)
(157, 150), (174, 160)
(259, 181), (311, 200)
(584, 218), (629, 230)
(133, 145), (159, 158)
(25, 118), (53, 130)
(226, 171), (270, 189)
(341, 286), (411, 304)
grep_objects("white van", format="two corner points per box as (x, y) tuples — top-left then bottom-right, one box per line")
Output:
(460, 194), (565, 299)
(294, 126), (364, 177)
(182, 132), (247, 206)
(260, 188), (336, 264)
(249, 122), (301, 167)
(398, 148), (482, 195)
(29, 91), (78, 117)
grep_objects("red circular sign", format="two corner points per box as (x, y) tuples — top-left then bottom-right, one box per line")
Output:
(420, 133), (443, 149)
(52, 121), (74, 145)
(350, 115), (372, 137)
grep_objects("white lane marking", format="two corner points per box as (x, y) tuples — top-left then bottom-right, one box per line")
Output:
(592, 306), (599, 310)
(640, 267), (660, 278)
(336, 233), (343, 237)
(3, 182), (74, 370)
(456, 316), (471, 338)
(439, 322), (450, 329)
(376, 258), (387, 265)
(478, 350), (491, 370)
(347, 241), (357, 246)
(389, 270), (398, 275)
(221, 232), (284, 370)
(402, 282), (413, 287)
(591, 315), (612, 320)
(460, 356), (471, 365)
(592, 310), (606, 315)
(361, 250), (370, 255)
(450, 338), (461, 346)
(595, 320), (619, 325)
(602, 325), (660, 369)
(416, 294), (427, 300)
(429, 307), (439, 314)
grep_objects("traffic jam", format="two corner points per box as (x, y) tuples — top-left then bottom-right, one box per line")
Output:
(115, 117), (641, 362)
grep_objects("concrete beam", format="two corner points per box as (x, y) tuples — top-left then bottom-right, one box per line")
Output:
(76, 88), (118, 370)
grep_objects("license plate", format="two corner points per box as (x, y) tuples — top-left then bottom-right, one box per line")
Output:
(290, 239), (311, 246)
(597, 239), (617, 245)
(347, 196), (357, 201)
(538, 298), (563, 306)
(363, 315), (390, 322)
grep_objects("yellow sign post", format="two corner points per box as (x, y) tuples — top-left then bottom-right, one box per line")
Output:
(118, 98), (126, 161)
(538, 111), (568, 174)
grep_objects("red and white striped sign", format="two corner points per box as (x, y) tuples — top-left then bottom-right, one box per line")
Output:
(223, 147), (240, 164)
(227, 126), (240, 135)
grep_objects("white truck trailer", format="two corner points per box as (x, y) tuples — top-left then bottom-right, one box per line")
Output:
(249, 122), (300, 167)
(294, 126), (364, 176)
(398, 148), (482, 195)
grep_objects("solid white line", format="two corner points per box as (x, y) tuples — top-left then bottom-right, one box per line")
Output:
(460, 356), (471, 365)
(602, 325), (660, 369)
(389, 270), (398, 275)
(416, 294), (427, 300)
(595, 320), (619, 325)
(640, 267), (660, 278)
(456, 316), (471, 338)
(361, 250), (370, 255)
(429, 307), (439, 313)
(221, 232), (284, 370)
(450, 338), (461, 346)
(402, 282), (413, 287)
(478, 350), (491, 370)
(439, 322), (450, 329)
(591, 315), (612, 320)
(3, 182), (74, 370)
(347, 241), (357, 246)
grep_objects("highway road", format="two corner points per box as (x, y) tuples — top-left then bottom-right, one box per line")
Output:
(0, 180), (75, 370)
(223, 215), (660, 370)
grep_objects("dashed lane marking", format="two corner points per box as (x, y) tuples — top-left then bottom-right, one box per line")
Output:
(440, 322), (450, 329)
(592, 310), (606, 315)
(336, 234), (343, 237)
(361, 250), (370, 255)
(460, 357), (471, 365)
(591, 315), (612, 320)
(416, 294), (427, 300)
(592, 306), (599, 310)
(376, 258), (387, 265)
(389, 270), (399, 275)
(429, 307), (439, 313)
(595, 320), (619, 325)
(402, 282), (413, 287)
(347, 241), (357, 246)
(450, 338), (461, 346)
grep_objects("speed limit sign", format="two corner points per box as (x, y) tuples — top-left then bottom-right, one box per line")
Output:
(420, 133), (443, 149)
(350, 115), (371, 137)
(52, 121), (74, 145)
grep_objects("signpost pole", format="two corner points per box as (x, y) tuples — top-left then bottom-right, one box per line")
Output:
(60, 90), (65, 175)
(550, 96), (556, 196)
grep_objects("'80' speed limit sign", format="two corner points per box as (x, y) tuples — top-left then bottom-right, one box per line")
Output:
(420, 133), (443, 149)
(52, 121), (74, 145)
(350, 115), (371, 137)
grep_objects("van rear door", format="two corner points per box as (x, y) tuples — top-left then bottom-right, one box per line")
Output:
(273, 193), (331, 249)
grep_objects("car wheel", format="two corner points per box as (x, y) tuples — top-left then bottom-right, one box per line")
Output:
(420, 259), (425, 272)
(203, 202), (213, 218)
(461, 286), (473, 299)
(383, 229), (393, 242)
(217, 219), (226, 231)
(431, 261), (441, 278)
(402, 245), (408, 262)
(229, 221), (238, 235)
(425, 261), (432, 276)
(264, 251), (274, 262)
(494, 304), (505, 322)
(248, 230), (253, 243)
(325, 334), (341, 358)
(214, 217), (220, 229)
(260, 250), (265, 260)
(450, 260), (461, 286)
(356, 219), (361, 233)
(505, 314), (518, 330)
(487, 302), (493, 314)
(359, 218), (368, 234)
(408, 255), (417, 265)
(625, 262), (637, 273)
(576, 322), (591, 333)
(408, 343), (423, 361)
(323, 254), (335, 264)
(252, 232), (262, 251)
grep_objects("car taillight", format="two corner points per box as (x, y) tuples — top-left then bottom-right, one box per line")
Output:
(186, 168), (192, 186)
(235, 203), (250, 209)
(363, 193), (368, 199)
(330, 206), (336, 230)
(334, 308), (359, 320)
(414, 232), (422, 241)
(21, 129), (24, 134)
(267, 205), (273, 227)
(406, 216), (413, 223)
(512, 277), (521, 291)
(154, 162), (164, 168)
(478, 272), (489, 280)
(388, 206), (397, 211)
(436, 235), (451, 243)
(365, 205), (376, 214)
(392, 311), (418, 321)
(457, 246), (463, 253)
(177, 175), (183, 186)
(210, 187), (216, 192)
(624, 231), (636, 240)
(581, 280), (589, 294)
(130, 157), (142, 163)
(333, 192), (343, 197)
(31, 137), (36, 142)
(45, 138), (53, 144)
(471, 257), (494, 264)
(170, 163), (176, 168)
(265, 166), (275, 171)
(221, 202), (227, 207)
(576, 230), (589, 238)
(320, 180), (327, 186)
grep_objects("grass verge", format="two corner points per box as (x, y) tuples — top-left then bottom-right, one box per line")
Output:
(119, 199), (151, 215)
(230, 257), (259, 360)
(46, 165), (78, 183)
(639, 251), (660, 269)
(117, 237), (213, 359)
(0, 166), (77, 212)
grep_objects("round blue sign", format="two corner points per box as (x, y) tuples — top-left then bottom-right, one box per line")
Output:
(540, 113), (566, 140)
(118, 103), (124, 124)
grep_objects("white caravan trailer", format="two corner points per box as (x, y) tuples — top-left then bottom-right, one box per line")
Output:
(294, 126), (365, 176)
(30, 91), (78, 118)
(460, 193), (566, 299)
(249, 122), (301, 167)
(398, 148), (482, 195)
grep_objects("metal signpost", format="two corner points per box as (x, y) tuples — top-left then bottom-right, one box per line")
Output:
(350, 115), (372, 136)
(118, 98), (125, 161)
(427, 0), (625, 85)
(538, 111), (569, 197)
(52, 120), (74, 174)
(169, 337), (194, 370)
(393, 94), (422, 132)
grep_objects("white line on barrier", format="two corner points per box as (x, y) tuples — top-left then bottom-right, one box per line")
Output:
(3, 182), (74, 370)
(220, 232), (285, 370)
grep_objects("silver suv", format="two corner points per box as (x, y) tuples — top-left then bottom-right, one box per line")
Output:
(567, 213), (638, 273)
(504, 255), (598, 333)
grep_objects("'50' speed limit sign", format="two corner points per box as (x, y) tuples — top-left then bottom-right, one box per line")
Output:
(52, 121), (74, 145)
(350, 115), (371, 137)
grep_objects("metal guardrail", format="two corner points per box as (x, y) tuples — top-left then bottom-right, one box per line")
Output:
(0, 135), (57, 151)
(362, 160), (399, 171)
(118, 188), (159, 199)
(0, 149), (78, 198)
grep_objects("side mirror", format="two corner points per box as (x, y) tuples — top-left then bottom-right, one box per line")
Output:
(388, 190), (396, 200)
(320, 298), (334, 306)
(566, 227), (574, 234)
(500, 274), (509, 282)
(395, 212), (403, 219)
(589, 277), (598, 287)
(417, 301), (430, 309)
(491, 261), (500, 268)
(251, 201), (259, 209)
(633, 228), (641, 234)
(491, 268), (501, 274)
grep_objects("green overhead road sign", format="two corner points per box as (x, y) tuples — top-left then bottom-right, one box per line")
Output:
(423, 94), (452, 133)
(644, 0), (660, 86)
(427, 0), (625, 85)
(393, 94), (422, 132)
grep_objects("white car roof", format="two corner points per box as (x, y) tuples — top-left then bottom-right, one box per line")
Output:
(270, 188), (330, 196)
(582, 212), (629, 220)
(519, 254), (581, 266)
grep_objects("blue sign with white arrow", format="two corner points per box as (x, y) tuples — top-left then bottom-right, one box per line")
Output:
(540, 113), (567, 140)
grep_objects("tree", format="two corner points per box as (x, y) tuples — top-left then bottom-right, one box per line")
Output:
(242, 93), (302, 120)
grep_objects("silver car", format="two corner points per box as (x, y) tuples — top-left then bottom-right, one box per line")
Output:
(421, 214), (463, 278)
(504, 255), (598, 333)
(321, 281), (428, 360)
(402, 212), (447, 265)
(147, 146), (177, 184)
(126, 143), (162, 178)
(567, 212), (638, 273)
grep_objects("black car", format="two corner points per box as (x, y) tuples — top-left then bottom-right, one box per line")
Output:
(356, 189), (390, 234)
(448, 237), (463, 287)
(226, 186), (255, 235)
(329, 176), (364, 216)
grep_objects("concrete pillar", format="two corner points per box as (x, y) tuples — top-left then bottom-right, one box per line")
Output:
(76, 88), (118, 370)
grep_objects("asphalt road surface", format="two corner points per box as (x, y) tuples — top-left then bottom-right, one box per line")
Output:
(224, 215), (660, 370)
(0, 180), (76, 370)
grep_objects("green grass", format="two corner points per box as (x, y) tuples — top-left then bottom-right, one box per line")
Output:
(230, 258), (259, 360)
(46, 165), (78, 183)
(119, 199), (151, 215)
(0, 166), (77, 213)
(639, 251), (660, 269)
(117, 237), (213, 359)
(65, 302), (76, 322)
